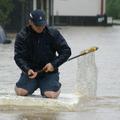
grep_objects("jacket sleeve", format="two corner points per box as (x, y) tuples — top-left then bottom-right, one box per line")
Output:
(50, 29), (71, 69)
(14, 32), (30, 73)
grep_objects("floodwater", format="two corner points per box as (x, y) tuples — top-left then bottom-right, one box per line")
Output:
(0, 26), (120, 119)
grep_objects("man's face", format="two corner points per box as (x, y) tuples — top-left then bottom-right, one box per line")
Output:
(29, 20), (45, 33)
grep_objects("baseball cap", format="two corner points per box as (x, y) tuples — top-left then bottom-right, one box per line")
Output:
(29, 9), (47, 26)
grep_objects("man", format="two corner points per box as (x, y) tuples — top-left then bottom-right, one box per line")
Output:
(14, 9), (71, 98)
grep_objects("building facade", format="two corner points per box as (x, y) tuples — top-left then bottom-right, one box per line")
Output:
(32, 0), (107, 26)
(5, 0), (107, 32)
(53, 0), (107, 26)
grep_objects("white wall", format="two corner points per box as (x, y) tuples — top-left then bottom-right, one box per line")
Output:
(54, 0), (101, 16)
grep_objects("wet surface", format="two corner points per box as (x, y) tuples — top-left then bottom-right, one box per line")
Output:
(0, 97), (120, 120)
(0, 26), (120, 119)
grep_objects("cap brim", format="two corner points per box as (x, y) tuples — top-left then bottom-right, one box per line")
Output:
(34, 21), (47, 26)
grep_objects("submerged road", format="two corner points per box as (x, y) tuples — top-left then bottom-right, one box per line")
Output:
(0, 26), (120, 119)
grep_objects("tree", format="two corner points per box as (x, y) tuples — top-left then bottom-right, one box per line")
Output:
(0, 0), (14, 27)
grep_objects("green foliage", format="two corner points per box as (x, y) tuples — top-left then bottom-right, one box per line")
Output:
(106, 0), (120, 19)
(0, 0), (14, 26)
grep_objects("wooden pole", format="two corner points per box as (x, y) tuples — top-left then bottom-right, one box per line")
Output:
(101, 0), (104, 15)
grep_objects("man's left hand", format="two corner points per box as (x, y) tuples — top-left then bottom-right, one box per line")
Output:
(43, 63), (54, 72)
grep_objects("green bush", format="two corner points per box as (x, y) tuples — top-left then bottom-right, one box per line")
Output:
(0, 0), (14, 26)
(106, 0), (120, 19)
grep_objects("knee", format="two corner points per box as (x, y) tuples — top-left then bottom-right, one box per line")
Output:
(44, 91), (60, 99)
(15, 87), (28, 96)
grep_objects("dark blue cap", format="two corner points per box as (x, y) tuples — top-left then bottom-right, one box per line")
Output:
(29, 9), (47, 26)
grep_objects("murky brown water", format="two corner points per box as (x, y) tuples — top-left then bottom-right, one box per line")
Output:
(0, 26), (120, 120)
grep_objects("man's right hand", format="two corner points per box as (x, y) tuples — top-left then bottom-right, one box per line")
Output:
(28, 69), (38, 79)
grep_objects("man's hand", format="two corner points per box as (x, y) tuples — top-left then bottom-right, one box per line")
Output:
(43, 63), (54, 72)
(28, 69), (38, 79)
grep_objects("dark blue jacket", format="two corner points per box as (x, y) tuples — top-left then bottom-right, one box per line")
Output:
(14, 26), (71, 73)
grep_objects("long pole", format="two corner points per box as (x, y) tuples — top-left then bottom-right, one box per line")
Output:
(68, 47), (98, 61)
(37, 47), (99, 74)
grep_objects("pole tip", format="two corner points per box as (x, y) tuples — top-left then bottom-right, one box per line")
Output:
(90, 46), (99, 51)
(82, 46), (99, 54)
